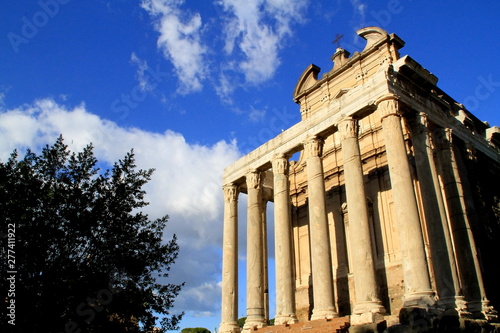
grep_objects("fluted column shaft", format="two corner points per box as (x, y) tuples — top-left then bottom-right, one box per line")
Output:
(220, 184), (240, 333)
(244, 171), (266, 330)
(304, 137), (338, 320)
(272, 155), (298, 325)
(338, 117), (385, 317)
(408, 114), (465, 311)
(378, 98), (435, 307)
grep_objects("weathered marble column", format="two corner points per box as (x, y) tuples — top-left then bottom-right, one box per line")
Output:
(408, 114), (466, 313)
(377, 97), (435, 308)
(261, 197), (269, 323)
(244, 170), (266, 330)
(272, 155), (298, 325)
(338, 117), (385, 323)
(432, 128), (495, 318)
(303, 137), (338, 320)
(220, 183), (241, 333)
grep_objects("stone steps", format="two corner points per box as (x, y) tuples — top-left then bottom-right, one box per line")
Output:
(253, 316), (350, 333)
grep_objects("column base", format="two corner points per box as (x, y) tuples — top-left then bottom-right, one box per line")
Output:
(274, 314), (298, 325)
(351, 301), (386, 325)
(437, 296), (471, 317)
(481, 299), (498, 321)
(467, 300), (483, 314)
(242, 315), (266, 332)
(351, 311), (385, 326)
(219, 322), (241, 333)
(466, 299), (497, 319)
(310, 307), (339, 321)
(403, 290), (436, 309)
(352, 300), (386, 315)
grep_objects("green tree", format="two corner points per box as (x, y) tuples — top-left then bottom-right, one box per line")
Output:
(237, 317), (246, 328)
(181, 327), (211, 333)
(0, 136), (183, 332)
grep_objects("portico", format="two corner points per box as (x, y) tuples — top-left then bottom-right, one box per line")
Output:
(219, 27), (499, 332)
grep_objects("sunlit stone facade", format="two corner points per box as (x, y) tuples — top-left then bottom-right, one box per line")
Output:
(220, 27), (500, 332)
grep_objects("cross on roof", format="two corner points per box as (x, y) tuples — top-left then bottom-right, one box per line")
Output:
(332, 33), (344, 48)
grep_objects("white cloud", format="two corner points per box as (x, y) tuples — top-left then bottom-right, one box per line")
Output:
(141, 0), (207, 93)
(248, 106), (266, 122)
(139, 1), (309, 104)
(218, 0), (308, 84)
(350, 0), (367, 19)
(130, 53), (152, 92)
(0, 98), (242, 319)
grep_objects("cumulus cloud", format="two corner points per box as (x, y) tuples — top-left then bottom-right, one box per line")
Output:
(0, 98), (242, 318)
(141, 0), (207, 93)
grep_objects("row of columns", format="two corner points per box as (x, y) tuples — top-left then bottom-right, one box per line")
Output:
(378, 98), (436, 307)
(432, 126), (494, 316)
(220, 96), (494, 332)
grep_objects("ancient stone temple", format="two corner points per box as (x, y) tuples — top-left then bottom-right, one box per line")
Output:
(219, 27), (500, 332)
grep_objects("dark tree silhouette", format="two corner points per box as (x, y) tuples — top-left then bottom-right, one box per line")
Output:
(0, 136), (183, 332)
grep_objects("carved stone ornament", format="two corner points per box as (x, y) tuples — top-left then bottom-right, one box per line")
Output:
(246, 170), (261, 189)
(407, 112), (429, 137)
(465, 141), (477, 162)
(223, 183), (238, 202)
(303, 137), (324, 158)
(272, 155), (289, 175)
(321, 85), (330, 104)
(379, 55), (393, 66)
(377, 96), (399, 119)
(338, 117), (358, 141)
(432, 127), (453, 150)
(355, 71), (368, 81)
(300, 103), (311, 117)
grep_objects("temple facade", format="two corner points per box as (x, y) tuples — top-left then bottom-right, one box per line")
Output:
(219, 27), (500, 332)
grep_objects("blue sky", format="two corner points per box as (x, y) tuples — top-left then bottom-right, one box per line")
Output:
(1, 0), (499, 331)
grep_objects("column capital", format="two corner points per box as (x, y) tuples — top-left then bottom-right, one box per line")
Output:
(406, 112), (430, 138)
(303, 136), (324, 158)
(272, 154), (289, 175)
(223, 183), (238, 203)
(376, 95), (401, 121)
(432, 127), (453, 150)
(338, 117), (359, 141)
(246, 170), (262, 189)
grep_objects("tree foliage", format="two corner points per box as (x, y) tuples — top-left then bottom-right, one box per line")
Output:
(181, 327), (211, 333)
(0, 136), (183, 332)
(237, 317), (246, 328)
